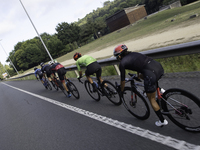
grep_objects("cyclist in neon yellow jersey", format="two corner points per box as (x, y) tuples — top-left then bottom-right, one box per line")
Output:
(73, 53), (103, 92)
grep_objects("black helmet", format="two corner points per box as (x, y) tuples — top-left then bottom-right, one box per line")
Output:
(34, 67), (37, 71)
(40, 62), (45, 67)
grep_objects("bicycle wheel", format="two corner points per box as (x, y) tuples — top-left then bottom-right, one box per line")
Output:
(122, 87), (150, 120)
(67, 81), (80, 99)
(56, 80), (68, 97)
(84, 80), (100, 101)
(52, 80), (59, 91)
(162, 88), (200, 132)
(46, 81), (52, 90)
(101, 80), (122, 106)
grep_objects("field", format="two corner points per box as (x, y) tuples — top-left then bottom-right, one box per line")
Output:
(16, 1), (200, 78)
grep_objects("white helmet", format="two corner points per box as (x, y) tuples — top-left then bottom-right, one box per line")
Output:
(48, 61), (54, 65)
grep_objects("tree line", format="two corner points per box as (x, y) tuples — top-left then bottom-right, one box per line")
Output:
(5, 0), (198, 76)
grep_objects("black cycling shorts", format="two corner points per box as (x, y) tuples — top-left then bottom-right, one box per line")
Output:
(46, 70), (52, 78)
(85, 61), (102, 78)
(57, 68), (66, 82)
(142, 60), (164, 93)
(38, 72), (43, 80)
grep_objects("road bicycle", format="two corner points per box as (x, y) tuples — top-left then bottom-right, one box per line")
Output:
(115, 73), (200, 132)
(38, 76), (52, 90)
(79, 76), (121, 105)
(51, 73), (80, 99)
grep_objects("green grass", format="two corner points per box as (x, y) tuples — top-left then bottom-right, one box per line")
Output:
(10, 1), (200, 80)
(55, 1), (200, 63)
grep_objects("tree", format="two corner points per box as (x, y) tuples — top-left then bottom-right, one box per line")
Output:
(47, 34), (65, 57)
(55, 22), (81, 45)
(24, 43), (42, 68)
(104, 1), (111, 7)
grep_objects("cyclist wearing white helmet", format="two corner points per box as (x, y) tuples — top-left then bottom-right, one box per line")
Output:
(114, 44), (168, 127)
(40, 62), (54, 86)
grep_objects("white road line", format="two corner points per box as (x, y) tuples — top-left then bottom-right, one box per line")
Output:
(2, 83), (200, 150)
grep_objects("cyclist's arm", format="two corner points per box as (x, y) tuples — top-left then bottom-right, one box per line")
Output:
(34, 71), (38, 79)
(119, 63), (126, 92)
(79, 71), (82, 78)
(76, 61), (82, 78)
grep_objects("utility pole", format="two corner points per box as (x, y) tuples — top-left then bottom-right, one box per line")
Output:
(19, 0), (54, 62)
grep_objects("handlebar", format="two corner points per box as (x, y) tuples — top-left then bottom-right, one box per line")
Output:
(78, 74), (85, 84)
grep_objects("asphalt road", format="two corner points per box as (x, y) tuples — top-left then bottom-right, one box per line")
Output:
(0, 75), (200, 150)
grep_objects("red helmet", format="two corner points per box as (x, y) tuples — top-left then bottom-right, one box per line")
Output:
(73, 52), (81, 60)
(113, 44), (128, 57)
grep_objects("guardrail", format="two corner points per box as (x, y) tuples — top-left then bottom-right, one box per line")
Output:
(8, 40), (200, 80)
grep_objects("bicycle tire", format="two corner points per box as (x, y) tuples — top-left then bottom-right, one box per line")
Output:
(101, 80), (122, 106)
(46, 81), (52, 90)
(84, 80), (100, 101)
(122, 87), (150, 120)
(162, 88), (200, 132)
(52, 80), (59, 91)
(66, 81), (80, 99)
(56, 79), (68, 97)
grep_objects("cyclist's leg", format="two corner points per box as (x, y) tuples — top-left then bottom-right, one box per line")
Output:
(143, 69), (167, 126)
(39, 73), (45, 84)
(85, 70), (97, 92)
(58, 68), (71, 96)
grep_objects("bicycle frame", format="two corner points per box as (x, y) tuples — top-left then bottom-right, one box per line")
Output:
(156, 86), (189, 116)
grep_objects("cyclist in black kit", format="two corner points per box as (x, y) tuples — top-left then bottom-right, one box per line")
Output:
(114, 44), (168, 127)
(40, 62), (54, 86)
(34, 67), (47, 87)
(49, 61), (71, 98)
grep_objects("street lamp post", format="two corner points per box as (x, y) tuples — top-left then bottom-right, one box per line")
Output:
(0, 40), (19, 75)
(19, 0), (54, 62)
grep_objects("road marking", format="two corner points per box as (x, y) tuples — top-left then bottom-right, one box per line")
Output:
(3, 83), (200, 150)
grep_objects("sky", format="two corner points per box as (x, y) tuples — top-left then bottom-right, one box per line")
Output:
(0, 0), (109, 65)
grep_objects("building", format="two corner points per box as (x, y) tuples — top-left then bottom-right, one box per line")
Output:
(105, 5), (147, 32)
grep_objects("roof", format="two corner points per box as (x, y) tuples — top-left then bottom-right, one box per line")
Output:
(105, 5), (145, 21)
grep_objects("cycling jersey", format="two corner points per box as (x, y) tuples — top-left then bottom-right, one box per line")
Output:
(76, 55), (97, 71)
(41, 64), (52, 77)
(34, 68), (43, 80)
(119, 52), (151, 81)
(119, 52), (164, 93)
(50, 63), (66, 82)
(50, 63), (64, 72)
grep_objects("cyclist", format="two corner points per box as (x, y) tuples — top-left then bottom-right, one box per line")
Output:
(113, 44), (168, 127)
(34, 67), (47, 88)
(40, 62), (54, 86)
(49, 61), (71, 98)
(73, 52), (102, 92)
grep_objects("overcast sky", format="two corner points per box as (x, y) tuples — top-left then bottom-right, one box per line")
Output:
(0, 0), (110, 65)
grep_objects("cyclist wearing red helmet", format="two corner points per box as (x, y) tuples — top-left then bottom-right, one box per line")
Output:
(114, 44), (168, 127)
(73, 52), (103, 92)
